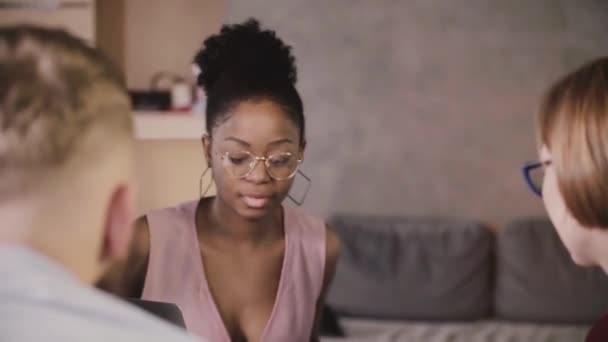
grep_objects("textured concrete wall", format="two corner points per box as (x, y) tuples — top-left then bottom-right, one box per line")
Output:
(226, 0), (608, 226)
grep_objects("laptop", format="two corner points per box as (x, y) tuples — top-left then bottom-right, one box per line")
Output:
(125, 298), (187, 329)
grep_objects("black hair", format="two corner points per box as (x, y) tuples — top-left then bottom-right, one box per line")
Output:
(194, 18), (305, 144)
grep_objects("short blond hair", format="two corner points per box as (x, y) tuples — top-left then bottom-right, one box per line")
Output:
(538, 56), (608, 228)
(0, 25), (132, 195)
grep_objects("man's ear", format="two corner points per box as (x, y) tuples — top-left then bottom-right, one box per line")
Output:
(100, 184), (134, 263)
(202, 134), (212, 167)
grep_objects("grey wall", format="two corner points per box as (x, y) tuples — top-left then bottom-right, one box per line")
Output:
(227, 0), (608, 226)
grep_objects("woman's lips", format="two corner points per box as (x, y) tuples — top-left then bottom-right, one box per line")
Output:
(241, 194), (272, 208)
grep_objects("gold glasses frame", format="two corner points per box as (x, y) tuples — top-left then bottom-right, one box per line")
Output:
(217, 151), (303, 181)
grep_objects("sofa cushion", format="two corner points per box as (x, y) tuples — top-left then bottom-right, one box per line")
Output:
(495, 218), (608, 324)
(326, 215), (493, 320)
(320, 318), (589, 342)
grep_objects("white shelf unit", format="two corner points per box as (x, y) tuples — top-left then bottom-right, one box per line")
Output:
(0, 0), (96, 44)
(133, 111), (205, 140)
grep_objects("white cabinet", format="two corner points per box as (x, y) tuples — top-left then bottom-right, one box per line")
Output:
(0, 1), (96, 44)
(133, 112), (206, 140)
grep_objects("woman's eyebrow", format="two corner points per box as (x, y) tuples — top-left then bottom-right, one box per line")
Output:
(224, 136), (251, 146)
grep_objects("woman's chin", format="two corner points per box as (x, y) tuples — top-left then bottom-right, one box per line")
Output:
(217, 193), (284, 221)
(570, 251), (596, 267)
(235, 202), (279, 220)
(238, 207), (271, 220)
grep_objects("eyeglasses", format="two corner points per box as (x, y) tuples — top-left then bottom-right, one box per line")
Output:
(218, 151), (302, 181)
(521, 160), (552, 197)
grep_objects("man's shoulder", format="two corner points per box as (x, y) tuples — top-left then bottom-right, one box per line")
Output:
(0, 247), (198, 341)
(0, 283), (197, 342)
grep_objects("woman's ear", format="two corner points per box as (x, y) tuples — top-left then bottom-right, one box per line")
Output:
(202, 134), (212, 167)
(299, 139), (307, 160)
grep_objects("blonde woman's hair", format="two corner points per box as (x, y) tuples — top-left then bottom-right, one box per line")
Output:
(538, 56), (608, 228)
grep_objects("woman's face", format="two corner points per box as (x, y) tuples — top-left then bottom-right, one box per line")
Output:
(204, 99), (304, 220)
(540, 145), (595, 266)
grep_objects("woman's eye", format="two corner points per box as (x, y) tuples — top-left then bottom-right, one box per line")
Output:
(270, 155), (291, 166)
(229, 157), (247, 164)
(226, 152), (251, 165)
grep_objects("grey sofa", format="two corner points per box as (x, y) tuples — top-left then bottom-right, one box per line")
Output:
(321, 216), (608, 342)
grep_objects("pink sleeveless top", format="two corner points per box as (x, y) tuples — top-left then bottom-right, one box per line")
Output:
(142, 200), (326, 342)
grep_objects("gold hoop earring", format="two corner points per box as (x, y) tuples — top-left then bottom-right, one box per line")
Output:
(199, 166), (214, 198)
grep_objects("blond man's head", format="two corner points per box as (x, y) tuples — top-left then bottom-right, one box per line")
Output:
(0, 25), (135, 283)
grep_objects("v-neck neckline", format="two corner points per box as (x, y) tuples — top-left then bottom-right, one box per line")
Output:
(189, 199), (291, 342)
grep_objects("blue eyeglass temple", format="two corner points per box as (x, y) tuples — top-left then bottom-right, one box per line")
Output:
(521, 161), (543, 197)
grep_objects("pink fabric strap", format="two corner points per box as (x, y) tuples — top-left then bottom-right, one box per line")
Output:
(142, 200), (326, 341)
